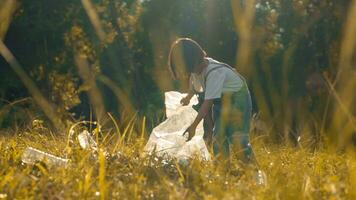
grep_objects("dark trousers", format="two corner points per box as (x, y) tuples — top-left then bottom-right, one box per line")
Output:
(195, 86), (253, 161)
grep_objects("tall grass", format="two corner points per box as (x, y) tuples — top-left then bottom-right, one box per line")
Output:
(0, 123), (355, 199)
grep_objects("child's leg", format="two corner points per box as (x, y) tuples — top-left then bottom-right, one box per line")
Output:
(203, 108), (214, 146)
(230, 88), (253, 162)
(215, 88), (253, 162)
(212, 101), (230, 158)
(211, 88), (253, 162)
(212, 101), (222, 156)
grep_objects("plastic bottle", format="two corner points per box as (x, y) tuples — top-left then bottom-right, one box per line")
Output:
(21, 147), (69, 167)
(77, 130), (97, 150)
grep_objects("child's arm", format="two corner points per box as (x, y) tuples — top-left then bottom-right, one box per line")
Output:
(181, 74), (200, 105)
(180, 90), (195, 105)
(183, 99), (214, 141)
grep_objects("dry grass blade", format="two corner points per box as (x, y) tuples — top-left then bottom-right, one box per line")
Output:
(0, 0), (18, 39)
(141, 116), (146, 139)
(98, 149), (107, 200)
(112, 113), (137, 152)
(75, 55), (107, 125)
(81, 0), (106, 41)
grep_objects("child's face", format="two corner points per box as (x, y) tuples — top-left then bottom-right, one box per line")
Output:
(193, 58), (207, 74)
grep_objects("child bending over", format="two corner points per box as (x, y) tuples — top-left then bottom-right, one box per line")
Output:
(168, 38), (253, 162)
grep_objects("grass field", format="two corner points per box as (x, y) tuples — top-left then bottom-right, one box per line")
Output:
(0, 121), (355, 200)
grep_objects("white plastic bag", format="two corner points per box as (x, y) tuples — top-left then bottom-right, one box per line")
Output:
(144, 91), (210, 161)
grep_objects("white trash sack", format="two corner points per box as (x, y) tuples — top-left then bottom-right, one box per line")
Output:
(144, 91), (211, 161)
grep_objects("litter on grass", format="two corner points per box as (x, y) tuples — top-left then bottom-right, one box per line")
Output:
(21, 147), (69, 167)
(21, 91), (211, 166)
(22, 129), (105, 167)
(78, 130), (98, 151)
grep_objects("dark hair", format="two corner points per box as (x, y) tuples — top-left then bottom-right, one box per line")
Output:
(168, 38), (206, 80)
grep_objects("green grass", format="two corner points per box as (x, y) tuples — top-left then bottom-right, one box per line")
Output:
(0, 124), (355, 200)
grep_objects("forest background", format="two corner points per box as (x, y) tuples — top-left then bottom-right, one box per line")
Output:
(1, 0), (355, 148)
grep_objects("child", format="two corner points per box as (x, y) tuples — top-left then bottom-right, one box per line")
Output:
(168, 38), (253, 161)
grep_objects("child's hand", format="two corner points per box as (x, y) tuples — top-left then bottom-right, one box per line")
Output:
(183, 125), (196, 141)
(180, 96), (191, 106)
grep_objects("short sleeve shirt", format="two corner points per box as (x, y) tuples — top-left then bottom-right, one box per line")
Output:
(203, 58), (244, 100)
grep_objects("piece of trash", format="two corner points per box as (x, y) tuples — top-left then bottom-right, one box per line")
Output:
(144, 91), (211, 161)
(77, 130), (110, 159)
(78, 130), (97, 150)
(256, 170), (267, 186)
(21, 147), (69, 167)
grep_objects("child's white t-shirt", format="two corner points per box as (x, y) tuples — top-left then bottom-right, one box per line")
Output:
(189, 58), (244, 100)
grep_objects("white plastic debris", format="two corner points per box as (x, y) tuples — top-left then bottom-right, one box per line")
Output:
(21, 147), (69, 167)
(144, 91), (211, 161)
(78, 130), (98, 150)
(77, 130), (110, 159)
(256, 170), (267, 186)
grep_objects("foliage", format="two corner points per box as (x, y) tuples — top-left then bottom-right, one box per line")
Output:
(1, 0), (163, 128)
